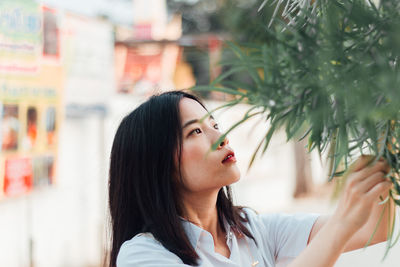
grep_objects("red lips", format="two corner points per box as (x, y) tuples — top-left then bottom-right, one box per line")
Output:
(222, 151), (236, 163)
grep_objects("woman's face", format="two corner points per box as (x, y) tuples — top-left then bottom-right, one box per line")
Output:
(177, 97), (240, 193)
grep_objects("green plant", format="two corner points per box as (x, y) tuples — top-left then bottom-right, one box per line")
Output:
(192, 0), (400, 256)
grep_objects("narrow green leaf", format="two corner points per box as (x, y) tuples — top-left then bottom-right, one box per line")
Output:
(210, 111), (264, 151)
(191, 85), (246, 96)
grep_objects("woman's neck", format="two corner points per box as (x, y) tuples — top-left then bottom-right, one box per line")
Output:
(181, 189), (225, 240)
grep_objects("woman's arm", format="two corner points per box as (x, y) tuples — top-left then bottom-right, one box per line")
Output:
(308, 192), (394, 252)
(288, 156), (392, 267)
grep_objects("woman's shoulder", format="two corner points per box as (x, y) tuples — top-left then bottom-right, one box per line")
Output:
(240, 207), (319, 245)
(119, 232), (158, 249)
(117, 233), (184, 266)
(117, 233), (160, 260)
(240, 207), (320, 261)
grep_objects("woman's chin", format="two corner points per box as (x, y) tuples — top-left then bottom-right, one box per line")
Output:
(228, 166), (241, 183)
(217, 168), (241, 188)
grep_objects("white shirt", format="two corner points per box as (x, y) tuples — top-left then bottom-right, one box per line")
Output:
(117, 208), (319, 267)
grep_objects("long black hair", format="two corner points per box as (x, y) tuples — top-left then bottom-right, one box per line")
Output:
(108, 90), (254, 266)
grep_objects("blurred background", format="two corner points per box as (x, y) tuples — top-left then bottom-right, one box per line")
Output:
(0, 0), (399, 266)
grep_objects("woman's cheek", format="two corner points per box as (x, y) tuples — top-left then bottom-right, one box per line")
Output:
(180, 143), (214, 188)
(183, 141), (207, 162)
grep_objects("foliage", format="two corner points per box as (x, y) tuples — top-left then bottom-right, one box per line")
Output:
(192, 0), (400, 255)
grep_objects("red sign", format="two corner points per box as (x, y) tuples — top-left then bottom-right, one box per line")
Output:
(4, 158), (33, 196)
(118, 46), (163, 93)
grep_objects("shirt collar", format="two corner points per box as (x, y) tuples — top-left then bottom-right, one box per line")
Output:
(180, 217), (231, 249)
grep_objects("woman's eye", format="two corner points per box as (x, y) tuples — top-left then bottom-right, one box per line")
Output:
(213, 124), (219, 130)
(189, 128), (202, 136)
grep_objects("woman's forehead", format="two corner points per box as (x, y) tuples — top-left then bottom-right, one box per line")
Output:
(179, 98), (208, 122)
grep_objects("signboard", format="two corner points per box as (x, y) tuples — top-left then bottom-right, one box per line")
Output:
(0, 0), (42, 75)
(63, 13), (114, 106)
(0, 1), (62, 199)
(115, 43), (181, 96)
(0, 64), (62, 199)
(4, 158), (32, 196)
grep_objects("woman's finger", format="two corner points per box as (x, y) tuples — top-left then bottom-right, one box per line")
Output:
(366, 180), (392, 199)
(357, 160), (390, 181)
(382, 159), (391, 174)
(357, 172), (387, 193)
(346, 161), (387, 189)
(349, 155), (374, 173)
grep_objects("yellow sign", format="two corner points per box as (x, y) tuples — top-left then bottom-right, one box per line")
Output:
(0, 1), (62, 199)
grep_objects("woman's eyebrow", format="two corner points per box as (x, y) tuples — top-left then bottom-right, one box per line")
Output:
(182, 115), (215, 129)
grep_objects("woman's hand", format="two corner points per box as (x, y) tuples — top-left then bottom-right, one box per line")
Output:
(288, 155), (392, 267)
(331, 155), (392, 237)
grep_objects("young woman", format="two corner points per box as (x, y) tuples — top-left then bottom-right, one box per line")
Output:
(108, 90), (393, 267)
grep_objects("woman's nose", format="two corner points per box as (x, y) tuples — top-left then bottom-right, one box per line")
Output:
(217, 136), (229, 149)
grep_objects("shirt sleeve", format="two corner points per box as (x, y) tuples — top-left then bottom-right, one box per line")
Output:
(259, 212), (319, 266)
(116, 233), (189, 267)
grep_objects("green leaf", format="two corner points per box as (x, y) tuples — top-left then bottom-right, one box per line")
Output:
(210, 110), (264, 151)
(191, 85), (246, 96)
(210, 66), (249, 86)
